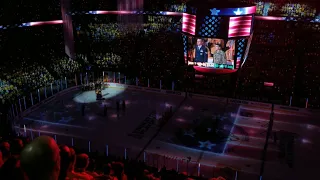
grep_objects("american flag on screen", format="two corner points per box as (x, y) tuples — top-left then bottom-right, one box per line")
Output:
(228, 16), (252, 38)
(182, 13), (196, 35)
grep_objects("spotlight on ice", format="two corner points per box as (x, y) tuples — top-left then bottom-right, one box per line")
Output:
(165, 103), (172, 108)
(183, 106), (194, 111)
(86, 114), (96, 121)
(73, 87), (126, 103)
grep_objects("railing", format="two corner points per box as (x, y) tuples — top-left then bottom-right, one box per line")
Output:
(9, 71), (318, 122)
(10, 79), (76, 120)
(15, 127), (260, 180)
(10, 71), (182, 121)
(11, 71), (313, 180)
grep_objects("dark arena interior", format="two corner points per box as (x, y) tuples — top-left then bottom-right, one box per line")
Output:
(0, 0), (320, 180)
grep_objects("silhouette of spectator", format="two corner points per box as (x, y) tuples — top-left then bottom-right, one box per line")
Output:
(20, 136), (61, 180)
(86, 158), (100, 177)
(116, 101), (120, 112)
(0, 141), (11, 164)
(11, 138), (24, 158)
(0, 151), (3, 168)
(111, 162), (128, 180)
(0, 156), (26, 180)
(75, 153), (94, 180)
(122, 100), (126, 111)
(66, 148), (91, 180)
(58, 145), (71, 180)
(104, 105), (108, 116)
(82, 104), (86, 116)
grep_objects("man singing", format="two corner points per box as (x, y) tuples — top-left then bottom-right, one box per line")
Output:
(193, 39), (209, 62)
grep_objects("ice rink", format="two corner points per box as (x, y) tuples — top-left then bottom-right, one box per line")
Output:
(16, 86), (320, 179)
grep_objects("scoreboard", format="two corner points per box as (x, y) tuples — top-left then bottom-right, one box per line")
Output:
(182, 1), (256, 74)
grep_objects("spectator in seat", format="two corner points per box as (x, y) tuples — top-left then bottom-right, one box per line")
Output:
(102, 163), (118, 180)
(0, 156), (27, 180)
(11, 138), (24, 158)
(75, 153), (94, 180)
(86, 158), (100, 177)
(0, 151), (3, 168)
(66, 147), (92, 180)
(111, 162), (127, 180)
(143, 169), (160, 180)
(59, 145), (71, 180)
(20, 136), (60, 180)
(0, 141), (11, 164)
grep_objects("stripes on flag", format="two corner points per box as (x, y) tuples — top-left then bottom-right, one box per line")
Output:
(182, 13), (196, 35)
(228, 16), (252, 38)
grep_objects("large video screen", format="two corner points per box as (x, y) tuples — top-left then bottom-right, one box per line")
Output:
(186, 36), (236, 69)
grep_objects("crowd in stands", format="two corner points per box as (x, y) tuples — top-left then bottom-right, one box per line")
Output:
(297, 23), (320, 108)
(77, 18), (180, 43)
(237, 20), (298, 103)
(4, 62), (54, 90)
(0, 135), (227, 180)
(71, 0), (117, 12)
(52, 57), (81, 78)
(1, 1), (320, 180)
(0, 1), (320, 108)
(93, 53), (122, 69)
(75, 18), (183, 87)
(281, 3), (317, 17)
(237, 20), (320, 108)
(0, 80), (20, 103)
(1, 19), (320, 108)
(245, 0), (318, 18)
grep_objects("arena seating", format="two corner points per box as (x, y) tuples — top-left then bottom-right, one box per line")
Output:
(0, 135), (227, 180)
(1, 1), (320, 179)
(238, 20), (320, 108)
(1, 17), (320, 108)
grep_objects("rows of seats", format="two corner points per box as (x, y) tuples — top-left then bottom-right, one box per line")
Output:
(0, 0), (61, 24)
(298, 23), (320, 108)
(71, 0), (117, 12)
(237, 20), (320, 107)
(236, 20), (298, 103)
(244, 0), (318, 18)
(0, 136), (227, 180)
(1, 10), (320, 107)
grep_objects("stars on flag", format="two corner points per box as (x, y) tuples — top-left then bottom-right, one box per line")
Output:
(190, 7), (197, 14)
(234, 8), (243, 15)
(59, 116), (73, 123)
(198, 140), (216, 150)
(210, 8), (220, 16)
(184, 129), (195, 137)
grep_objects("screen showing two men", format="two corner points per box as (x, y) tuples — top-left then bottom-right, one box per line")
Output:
(187, 37), (236, 69)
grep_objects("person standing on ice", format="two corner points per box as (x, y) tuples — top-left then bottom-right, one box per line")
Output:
(116, 101), (120, 111)
(122, 100), (126, 112)
(81, 104), (85, 116)
(116, 100), (120, 119)
(104, 105), (107, 117)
